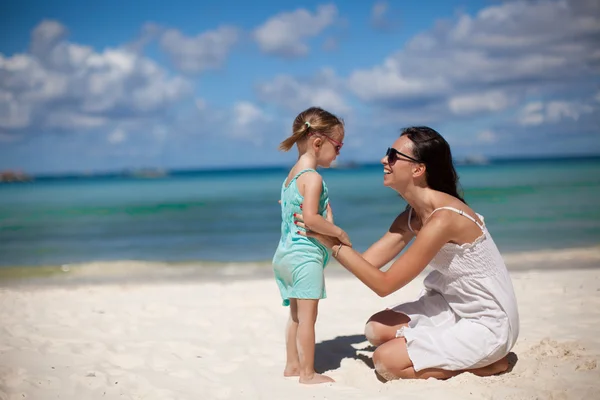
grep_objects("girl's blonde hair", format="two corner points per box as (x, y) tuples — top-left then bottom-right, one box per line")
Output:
(279, 107), (344, 151)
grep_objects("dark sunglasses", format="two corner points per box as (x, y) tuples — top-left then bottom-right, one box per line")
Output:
(385, 147), (421, 165)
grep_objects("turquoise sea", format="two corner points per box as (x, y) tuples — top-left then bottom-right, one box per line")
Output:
(1, 157), (599, 267)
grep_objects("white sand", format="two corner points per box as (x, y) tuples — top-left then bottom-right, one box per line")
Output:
(1, 249), (599, 400)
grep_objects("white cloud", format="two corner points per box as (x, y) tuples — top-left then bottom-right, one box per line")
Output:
(348, 0), (600, 116)
(349, 58), (448, 102)
(518, 100), (595, 126)
(0, 20), (192, 138)
(107, 128), (127, 144)
(233, 101), (269, 128)
(0, 89), (31, 129)
(256, 68), (350, 115)
(477, 130), (497, 144)
(30, 19), (68, 57)
(448, 91), (513, 115)
(159, 26), (238, 73)
(126, 22), (162, 53)
(545, 101), (594, 123)
(371, 1), (388, 21)
(228, 101), (273, 145)
(45, 112), (107, 130)
(518, 102), (545, 126)
(370, 1), (399, 31)
(254, 4), (338, 57)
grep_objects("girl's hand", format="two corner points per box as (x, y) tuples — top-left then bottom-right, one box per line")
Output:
(336, 229), (352, 247)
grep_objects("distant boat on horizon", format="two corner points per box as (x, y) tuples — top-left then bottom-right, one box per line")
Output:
(126, 168), (168, 179)
(456, 155), (490, 166)
(330, 160), (361, 169)
(0, 170), (33, 183)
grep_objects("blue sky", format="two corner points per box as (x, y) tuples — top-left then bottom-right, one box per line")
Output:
(1, 0), (599, 174)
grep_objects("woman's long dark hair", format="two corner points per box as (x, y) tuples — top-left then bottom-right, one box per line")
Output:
(401, 127), (466, 204)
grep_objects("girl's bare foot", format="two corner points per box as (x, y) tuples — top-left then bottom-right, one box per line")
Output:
(299, 373), (335, 384)
(283, 365), (300, 377)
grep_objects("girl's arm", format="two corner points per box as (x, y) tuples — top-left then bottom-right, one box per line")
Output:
(298, 171), (346, 239)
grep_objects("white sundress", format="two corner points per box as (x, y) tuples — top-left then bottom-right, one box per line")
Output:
(392, 206), (520, 372)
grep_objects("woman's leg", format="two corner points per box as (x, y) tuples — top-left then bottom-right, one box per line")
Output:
(364, 309), (411, 346)
(372, 337), (510, 381)
(283, 299), (300, 376)
(296, 299), (334, 384)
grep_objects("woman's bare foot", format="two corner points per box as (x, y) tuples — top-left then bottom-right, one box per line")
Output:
(470, 356), (509, 377)
(299, 373), (335, 384)
(283, 365), (300, 377)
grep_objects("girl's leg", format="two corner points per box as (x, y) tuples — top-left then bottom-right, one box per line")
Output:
(372, 337), (510, 381)
(296, 299), (334, 384)
(364, 309), (411, 346)
(283, 299), (300, 376)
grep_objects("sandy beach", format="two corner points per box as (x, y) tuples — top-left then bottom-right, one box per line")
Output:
(1, 246), (599, 400)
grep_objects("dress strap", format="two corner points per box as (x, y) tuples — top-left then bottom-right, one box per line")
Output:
(427, 206), (485, 232)
(285, 168), (317, 188)
(407, 207), (415, 233)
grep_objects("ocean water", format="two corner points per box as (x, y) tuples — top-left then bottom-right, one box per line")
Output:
(1, 158), (599, 267)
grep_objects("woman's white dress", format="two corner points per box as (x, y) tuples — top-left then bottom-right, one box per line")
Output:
(392, 206), (520, 372)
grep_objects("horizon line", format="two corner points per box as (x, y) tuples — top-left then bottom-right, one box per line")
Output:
(3, 152), (599, 180)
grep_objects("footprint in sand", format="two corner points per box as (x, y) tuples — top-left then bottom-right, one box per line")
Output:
(575, 359), (597, 371)
(526, 338), (572, 356)
(521, 337), (598, 375)
(69, 370), (108, 391)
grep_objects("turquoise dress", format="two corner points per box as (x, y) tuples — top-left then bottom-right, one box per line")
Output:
(272, 168), (331, 306)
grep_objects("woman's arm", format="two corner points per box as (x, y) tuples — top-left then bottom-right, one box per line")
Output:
(362, 210), (415, 269)
(294, 208), (414, 269)
(330, 216), (452, 297)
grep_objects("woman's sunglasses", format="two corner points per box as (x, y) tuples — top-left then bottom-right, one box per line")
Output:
(385, 147), (420, 166)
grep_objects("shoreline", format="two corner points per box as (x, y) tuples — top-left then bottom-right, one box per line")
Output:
(0, 245), (599, 287)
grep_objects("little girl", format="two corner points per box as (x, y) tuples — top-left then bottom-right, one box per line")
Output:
(272, 106), (351, 385)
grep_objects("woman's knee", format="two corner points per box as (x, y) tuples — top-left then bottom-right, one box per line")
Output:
(364, 320), (387, 346)
(372, 346), (400, 381)
(372, 339), (414, 381)
(364, 310), (410, 346)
